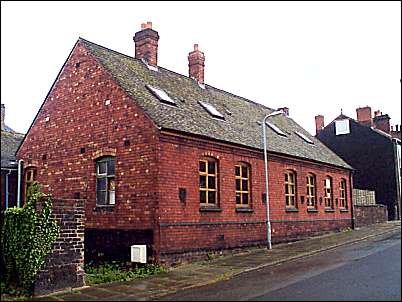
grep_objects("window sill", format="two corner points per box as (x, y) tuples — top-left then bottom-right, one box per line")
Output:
(285, 207), (299, 213)
(236, 207), (254, 213)
(324, 208), (335, 213)
(307, 208), (319, 213)
(340, 208), (349, 212)
(93, 205), (115, 212)
(200, 207), (222, 212)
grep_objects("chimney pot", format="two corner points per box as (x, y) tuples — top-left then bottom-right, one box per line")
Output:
(277, 107), (289, 116)
(146, 21), (152, 28)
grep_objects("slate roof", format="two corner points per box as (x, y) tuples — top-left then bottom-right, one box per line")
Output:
(1, 129), (24, 168)
(79, 38), (352, 170)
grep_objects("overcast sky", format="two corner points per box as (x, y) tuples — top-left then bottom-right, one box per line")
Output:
(1, 1), (401, 135)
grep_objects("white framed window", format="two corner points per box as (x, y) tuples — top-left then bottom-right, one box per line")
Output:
(335, 119), (350, 135)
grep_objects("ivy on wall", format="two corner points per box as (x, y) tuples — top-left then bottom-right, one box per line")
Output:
(1, 182), (59, 294)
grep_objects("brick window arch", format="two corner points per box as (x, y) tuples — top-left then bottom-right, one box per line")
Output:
(306, 173), (317, 209)
(285, 170), (297, 209)
(95, 156), (116, 206)
(199, 157), (219, 206)
(235, 162), (251, 208)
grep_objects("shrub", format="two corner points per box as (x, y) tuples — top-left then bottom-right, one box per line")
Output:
(1, 183), (59, 295)
(84, 261), (166, 285)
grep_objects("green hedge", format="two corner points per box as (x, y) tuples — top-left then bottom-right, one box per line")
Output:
(1, 183), (59, 295)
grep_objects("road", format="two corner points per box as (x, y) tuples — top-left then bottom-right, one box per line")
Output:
(157, 231), (401, 301)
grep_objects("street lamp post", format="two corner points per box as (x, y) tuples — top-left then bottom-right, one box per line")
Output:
(262, 110), (284, 250)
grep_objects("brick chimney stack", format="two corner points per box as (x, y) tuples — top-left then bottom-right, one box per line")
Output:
(188, 44), (205, 84)
(356, 106), (373, 127)
(1, 104), (5, 131)
(315, 114), (324, 136)
(373, 113), (391, 134)
(133, 21), (159, 66)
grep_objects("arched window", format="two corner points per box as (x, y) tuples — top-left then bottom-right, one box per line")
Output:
(199, 157), (218, 206)
(96, 156), (116, 206)
(306, 173), (317, 208)
(324, 176), (333, 209)
(285, 170), (297, 208)
(340, 179), (347, 209)
(235, 162), (251, 208)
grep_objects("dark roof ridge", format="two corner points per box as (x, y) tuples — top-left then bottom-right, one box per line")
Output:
(78, 37), (275, 112)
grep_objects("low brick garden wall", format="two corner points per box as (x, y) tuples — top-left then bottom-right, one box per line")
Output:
(34, 199), (85, 296)
(354, 204), (388, 227)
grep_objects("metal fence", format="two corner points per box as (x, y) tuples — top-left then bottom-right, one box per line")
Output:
(353, 189), (376, 206)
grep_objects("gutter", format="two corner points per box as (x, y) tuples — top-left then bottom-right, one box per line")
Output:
(5, 169), (12, 209)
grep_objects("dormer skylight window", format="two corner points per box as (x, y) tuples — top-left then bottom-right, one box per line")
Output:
(141, 58), (159, 72)
(146, 85), (176, 105)
(198, 82), (206, 89)
(198, 101), (224, 119)
(295, 131), (314, 144)
(266, 121), (286, 136)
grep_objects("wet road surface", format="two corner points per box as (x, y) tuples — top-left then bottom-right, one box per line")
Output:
(156, 231), (401, 301)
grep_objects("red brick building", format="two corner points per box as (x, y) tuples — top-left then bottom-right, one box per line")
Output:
(16, 23), (354, 264)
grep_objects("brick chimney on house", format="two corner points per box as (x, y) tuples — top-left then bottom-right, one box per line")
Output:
(133, 21), (159, 66)
(373, 113), (391, 134)
(356, 106), (373, 127)
(1, 103), (5, 131)
(188, 44), (205, 84)
(315, 114), (324, 136)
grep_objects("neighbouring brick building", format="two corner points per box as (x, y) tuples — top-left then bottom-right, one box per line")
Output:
(16, 22), (354, 264)
(1, 104), (24, 211)
(315, 107), (402, 221)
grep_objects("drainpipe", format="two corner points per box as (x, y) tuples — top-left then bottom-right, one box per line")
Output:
(5, 169), (12, 209)
(17, 159), (24, 208)
(349, 170), (355, 229)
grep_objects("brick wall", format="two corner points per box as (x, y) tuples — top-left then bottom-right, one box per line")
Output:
(157, 133), (353, 262)
(16, 42), (160, 259)
(34, 199), (85, 296)
(354, 204), (388, 227)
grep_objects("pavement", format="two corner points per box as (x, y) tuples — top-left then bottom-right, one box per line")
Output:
(34, 221), (401, 301)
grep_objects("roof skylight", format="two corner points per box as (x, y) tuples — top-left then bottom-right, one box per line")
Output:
(198, 101), (224, 119)
(146, 85), (176, 105)
(295, 131), (314, 144)
(266, 121), (286, 136)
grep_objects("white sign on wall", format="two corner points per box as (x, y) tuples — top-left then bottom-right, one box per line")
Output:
(335, 119), (350, 135)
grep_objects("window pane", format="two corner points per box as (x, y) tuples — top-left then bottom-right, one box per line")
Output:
(107, 159), (115, 176)
(208, 161), (216, 174)
(242, 193), (249, 204)
(242, 179), (248, 191)
(208, 191), (216, 204)
(97, 178), (107, 190)
(235, 166), (241, 176)
(285, 185), (289, 194)
(98, 162), (107, 174)
(289, 173), (294, 183)
(199, 161), (206, 172)
(109, 190), (115, 205)
(236, 179), (241, 191)
(236, 193), (241, 204)
(285, 173), (288, 182)
(200, 176), (207, 188)
(108, 178), (115, 192)
(200, 191), (206, 203)
(208, 176), (216, 189)
(97, 191), (106, 205)
(241, 166), (248, 178)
